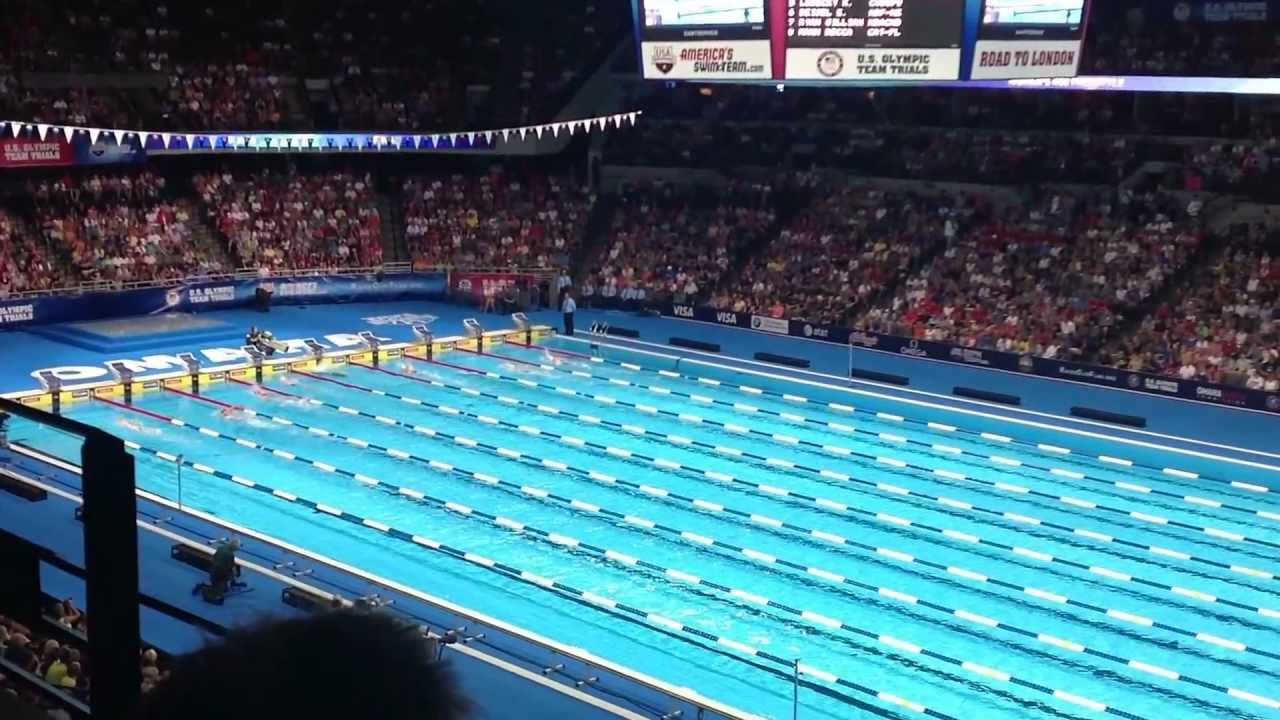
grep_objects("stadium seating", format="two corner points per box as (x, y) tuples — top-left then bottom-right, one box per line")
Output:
(402, 169), (592, 269)
(718, 180), (975, 324)
(860, 189), (1205, 363)
(0, 0), (627, 130)
(0, 210), (75, 296)
(581, 179), (774, 307)
(30, 172), (233, 285)
(1082, 4), (1280, 78)
(195, 170), (382, 271)
(1105, 229), (1280, 390)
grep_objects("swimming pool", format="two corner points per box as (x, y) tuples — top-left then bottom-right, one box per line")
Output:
(13, 335), (1280, 720)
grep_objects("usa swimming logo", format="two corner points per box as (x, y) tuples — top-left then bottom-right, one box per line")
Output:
(362, 313), (438, 326)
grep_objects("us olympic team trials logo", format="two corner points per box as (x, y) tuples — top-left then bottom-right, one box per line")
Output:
(1268, 394), (1280, 411)
(165, 288), (182, 307)
(1018, 355), (1034, 373)
(1126, 373), (1142, 389)
(817, 51), (844, 77)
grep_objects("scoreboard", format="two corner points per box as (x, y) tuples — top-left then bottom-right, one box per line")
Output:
(635, 0), (1088, 82)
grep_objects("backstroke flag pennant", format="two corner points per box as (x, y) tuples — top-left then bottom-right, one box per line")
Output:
(0, 111), (642, 154)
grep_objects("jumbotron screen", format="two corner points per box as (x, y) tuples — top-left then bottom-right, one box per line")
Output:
(634, 0), (1090, 82)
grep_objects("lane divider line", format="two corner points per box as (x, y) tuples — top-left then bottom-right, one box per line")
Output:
(502, 341), (1272, 501)
(105, 397), (1208, 717)
(312, 364), (1280, 620)
(487, 346), (1278, 529)
(393, 358), (1280, 583)
(202, 381), (1280, 661)
(112, 438), (937, 719)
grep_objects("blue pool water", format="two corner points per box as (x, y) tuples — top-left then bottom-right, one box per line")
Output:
(14, 337), (1280, 720)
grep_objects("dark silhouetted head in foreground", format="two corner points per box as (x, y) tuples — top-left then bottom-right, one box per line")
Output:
(136, 610), (468, 720)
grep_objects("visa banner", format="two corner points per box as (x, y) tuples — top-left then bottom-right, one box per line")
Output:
(659, 302), (1280, 415)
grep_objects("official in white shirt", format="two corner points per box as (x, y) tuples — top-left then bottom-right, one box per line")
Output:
(561, 291), (576, 336)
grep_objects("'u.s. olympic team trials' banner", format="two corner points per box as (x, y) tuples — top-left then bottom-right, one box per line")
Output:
(0, 134), (146, 168)
(0, 272), (446, 328)
(664, 303), (1280, 416)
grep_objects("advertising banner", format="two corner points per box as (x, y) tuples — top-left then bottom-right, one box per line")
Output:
(750, 314), (790, 334)
(0, 138), (73, 167)
(641, 40), (773, 80)
(785, 48), (963, 81)
(0, 134), (146, 169)
(969, 40), (1082, 79)
(73, 137), (147, 166)
(0, 272), (446, 328)
(450, 271), (537, 302)
(631, 0), (1096, 82)
(1173, 1), (1269, 22)
(658, 303), (1280, 415)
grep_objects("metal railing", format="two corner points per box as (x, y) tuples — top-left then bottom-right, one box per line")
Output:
(0, 396), (141, 718)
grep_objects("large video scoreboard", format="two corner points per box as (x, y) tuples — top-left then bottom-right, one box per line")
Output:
(635, 0), (1089, 82)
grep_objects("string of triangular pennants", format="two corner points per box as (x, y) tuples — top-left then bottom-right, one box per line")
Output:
(0, 111), (642, 152)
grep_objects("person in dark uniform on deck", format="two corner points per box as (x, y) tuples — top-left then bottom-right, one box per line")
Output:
(561, 289), (576, 336)
(194, 538), (243, 603)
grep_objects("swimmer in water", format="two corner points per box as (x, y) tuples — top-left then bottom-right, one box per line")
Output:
(115, 417), (162, 436)
(219, 405), (244, 419)
(400, 361), (417, 374)
(279, 375), (299, 386)
(543, 349), (563, 366)
(251, 384), (270, 398)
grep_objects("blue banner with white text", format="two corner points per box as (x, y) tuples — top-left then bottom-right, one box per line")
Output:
(0, 272), (447, 329)
(662, 303), (1280, 415)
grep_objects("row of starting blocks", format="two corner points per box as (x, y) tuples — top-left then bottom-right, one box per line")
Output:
(30, 313), (544, 414)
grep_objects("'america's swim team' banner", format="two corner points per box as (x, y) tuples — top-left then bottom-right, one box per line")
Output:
(663, 303), (1280, 415)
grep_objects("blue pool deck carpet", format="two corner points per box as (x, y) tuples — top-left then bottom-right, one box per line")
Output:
(28, 313), (243, 352)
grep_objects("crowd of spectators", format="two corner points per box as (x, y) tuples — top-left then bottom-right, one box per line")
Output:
(0, 75), (136, 130)
(1182, 139), (1280, 201)
(716, 179), (978, 323)
(1, 0), (626, 132)
(195, 170), (383, 270)
(0, 210), (74, 297)
(607, 112), (1142, 185)
(580, 180), (774, 307)
(859, 189), (1204, 362)
(2, 603), (169, 718)
(1, 616), (86, 717)
(160, 64), (294, 130)
(402, 169), (591, 269)
(31, 172), (232, 285)
(1104, 228), (1279, 390)
(1082, 5), (1280, 78)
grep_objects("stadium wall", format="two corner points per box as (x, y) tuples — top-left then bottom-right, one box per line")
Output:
(0, 272), (448, 329)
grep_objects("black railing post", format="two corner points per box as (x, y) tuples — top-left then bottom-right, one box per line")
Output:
(81, 429), (141, 718)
